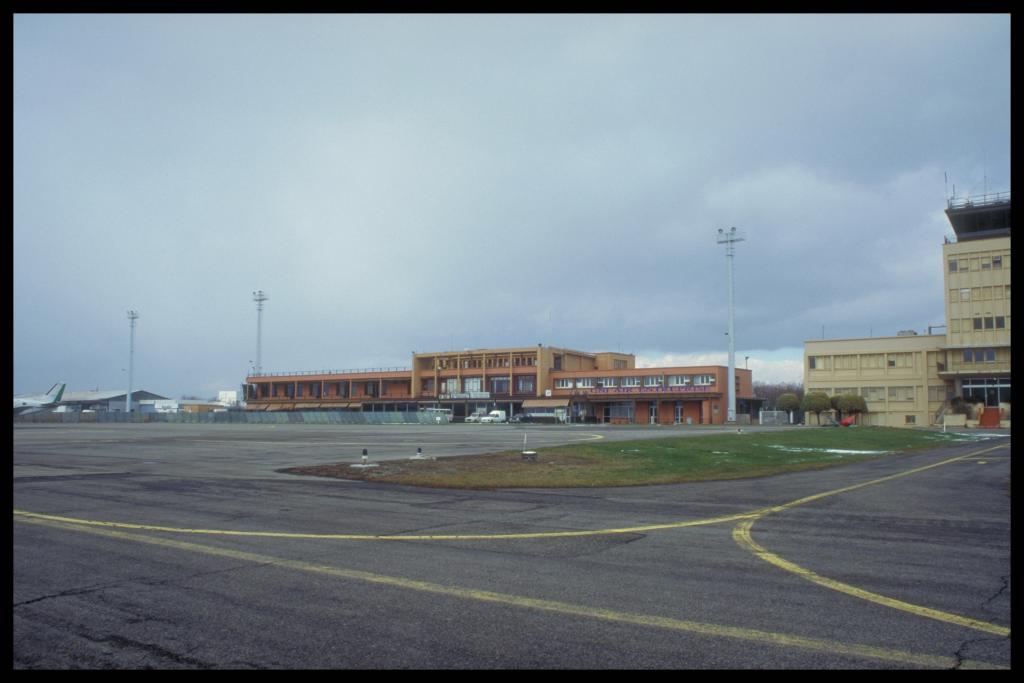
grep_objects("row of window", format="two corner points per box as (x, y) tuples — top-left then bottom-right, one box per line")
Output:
(961, 348), (999, 364)
(436, 377), (535, 393)
(948, 254), (1006, 272)
(433, 356), (538, 370)
(554, 374), (717, 389)
(820, 385), (953, 403)
(950, 285), (1011, 302)
(949, 316), (1009, 332)
(809, 353), (915, 371)
(822, 386), (919, 401)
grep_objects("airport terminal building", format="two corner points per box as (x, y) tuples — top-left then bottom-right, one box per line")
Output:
(244, 345), (756, 425)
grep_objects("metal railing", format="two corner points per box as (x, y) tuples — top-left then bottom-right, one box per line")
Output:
(249, 367), (410, 378)
(947, 191), (1010, 210)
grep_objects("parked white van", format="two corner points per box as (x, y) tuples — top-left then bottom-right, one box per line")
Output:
(424, 407), (453, 423)
(480, 410), (507, 423)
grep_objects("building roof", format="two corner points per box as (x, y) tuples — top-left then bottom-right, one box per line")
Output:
(62, 390), (169, 403)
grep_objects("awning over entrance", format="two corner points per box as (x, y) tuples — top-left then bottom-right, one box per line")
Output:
(522, 398), (570, 408)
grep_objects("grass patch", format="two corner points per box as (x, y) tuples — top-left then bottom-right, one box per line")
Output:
(281, 428), (993, 490)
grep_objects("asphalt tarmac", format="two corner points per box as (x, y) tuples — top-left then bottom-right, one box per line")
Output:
(12, 423), (1012, 669)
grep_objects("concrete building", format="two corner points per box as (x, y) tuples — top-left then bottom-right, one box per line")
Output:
(805, 192), (1010, 427)
(804, 333), (947, 427)
(244, 345), (756, 425)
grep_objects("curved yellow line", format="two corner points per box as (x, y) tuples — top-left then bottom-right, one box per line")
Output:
(12, 508), (761, 541)
(732, 444), (1010, 637)
(19, 513), (1005, 669)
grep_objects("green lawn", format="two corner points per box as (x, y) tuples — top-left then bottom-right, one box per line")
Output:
(283, 427), (995, 489)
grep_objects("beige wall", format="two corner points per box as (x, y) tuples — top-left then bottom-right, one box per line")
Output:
(804, 335), (946, 427)
(943, 236), (1011, 349)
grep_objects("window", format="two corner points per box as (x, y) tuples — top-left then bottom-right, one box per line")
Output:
(834, 355), (857, 370)
(693, 374), (715, 386)
(951, 320), (960, 333)
(490, 377), (509, 394)
(959, 260), (969, 271)
(576, 378), (594, 388)
(960, 288), (971, 302)
(995, 316), (1005, 329)
(992, 255), (1002, 269)
(949, 260), (958, 273)
(554, 378), (573, 389)
(985, 349), (996, 363)
(643, 376), (663, 387)
(982, 258), (991, 269)
(621, 377), (641, 388)
(984, 317), (994, 330)
(667, 375), (690, 386)
(515, 376), (535, 394)
(598, 377), (617, 388)
(463, 377), (482, 393)
(861, 354), (884, 369)
(809, 357), (816, 369)
(963, 349), (974, 364)
(974, 318), (983, 330)
(928, 385), (950, 402)
(905, 415), (916, 425)
(888, 386), (915, 401)
(861, 386), (885, 402)
(888, 353), (913, 369)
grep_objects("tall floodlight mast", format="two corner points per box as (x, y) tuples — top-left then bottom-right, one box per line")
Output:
(252, 290), (268, 375)
(716, 227), (744, 423)
(126, 310), (139, 414)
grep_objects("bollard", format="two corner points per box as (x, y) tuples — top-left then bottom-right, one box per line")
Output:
(351, 448), (378, 469)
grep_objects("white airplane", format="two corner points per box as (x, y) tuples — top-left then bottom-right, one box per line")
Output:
(13, 383), (66, 416)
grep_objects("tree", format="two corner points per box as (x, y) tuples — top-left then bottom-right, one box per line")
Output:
(801, 392), (832, 424)
(836, 394), (868, 424)
(754, 382), (804, 409)
(776, 393), (801, 423)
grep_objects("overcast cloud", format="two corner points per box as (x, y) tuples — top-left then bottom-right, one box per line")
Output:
(13, 14), (1010, 397)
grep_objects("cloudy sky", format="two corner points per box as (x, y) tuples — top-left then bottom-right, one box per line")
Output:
(14, 14), (1010, 398)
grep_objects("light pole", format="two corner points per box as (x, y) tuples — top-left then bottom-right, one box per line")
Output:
(252, 290), (268, 375)
(126, 310), (139, 414)
(717, 227), (744, 423)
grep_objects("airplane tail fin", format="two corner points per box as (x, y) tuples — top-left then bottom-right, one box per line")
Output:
(47, 383), (66, 403)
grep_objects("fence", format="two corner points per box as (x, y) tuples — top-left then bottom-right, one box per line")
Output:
(15, 411), (443, 425)
(758, 410), (791, 426)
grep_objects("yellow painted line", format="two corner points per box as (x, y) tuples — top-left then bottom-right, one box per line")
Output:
(733, 520), (1010, 637)
(15, 513), (1003, 669)
(12, 508), (760, 540)
(733, 443), (1010, 638)
(11, 444), (1008, 542)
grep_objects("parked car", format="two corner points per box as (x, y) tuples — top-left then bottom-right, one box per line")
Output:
(509, 413), (530, 423)
(480, 410), (507, 423)
(465, 409), (488, 423)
